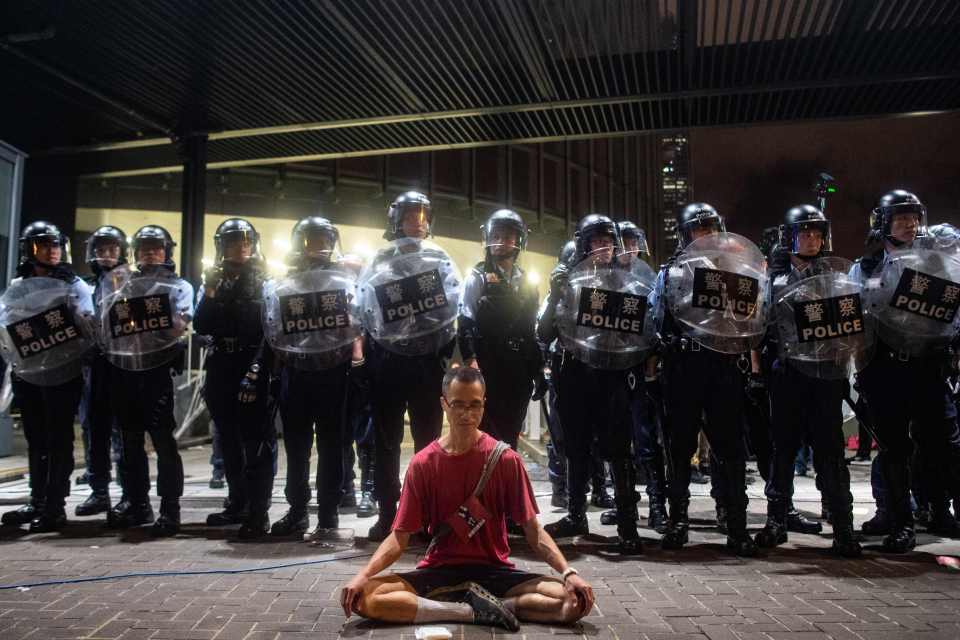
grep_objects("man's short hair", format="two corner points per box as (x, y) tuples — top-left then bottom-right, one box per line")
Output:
(442, 366), (486, 398)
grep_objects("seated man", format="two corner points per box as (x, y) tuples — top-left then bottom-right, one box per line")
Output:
(341, 366), (594, 631)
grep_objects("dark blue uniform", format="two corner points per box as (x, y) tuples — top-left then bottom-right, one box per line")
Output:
(194, 260), (276, 524)
(458, 261), (542, 449)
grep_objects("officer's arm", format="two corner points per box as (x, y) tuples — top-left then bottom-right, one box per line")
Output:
(457, 315), (478, 364)
(192, 288), (225, 335)
(536, 290), (561, 346)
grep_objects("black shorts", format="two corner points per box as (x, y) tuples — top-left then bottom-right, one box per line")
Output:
(396, 564), (555, 599)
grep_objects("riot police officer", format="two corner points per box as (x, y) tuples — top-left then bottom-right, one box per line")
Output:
(265, 216), (360, 539)
(366, 192), (456, 541)
(538, 214), (643, 554)
(458, 209), (542, 449)
(75, 226), (128, 519)
(752, 205), (860, 557)
(853, 190), (960, 552)
(615, 221), (667, 533)
(106, 225), (194, 536)
(0, 222), (93, 532)
(195, 218), (276, 538)
(648, 203), (757, 556)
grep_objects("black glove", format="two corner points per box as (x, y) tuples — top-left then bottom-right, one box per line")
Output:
(745, 373), (767, 406)
(202, 266), (224, 292)
(238, 364), (262, 404)
(549, 263), (569, 297)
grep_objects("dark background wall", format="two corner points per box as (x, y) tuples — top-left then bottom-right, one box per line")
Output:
(689, 112), (960, 259)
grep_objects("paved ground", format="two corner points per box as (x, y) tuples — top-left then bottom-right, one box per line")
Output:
(0, 444), (958, 640)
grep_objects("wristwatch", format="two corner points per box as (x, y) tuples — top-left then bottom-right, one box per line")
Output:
(561, 567), (578, 582)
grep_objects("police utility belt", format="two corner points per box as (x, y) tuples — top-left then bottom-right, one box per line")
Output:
(213, 337), (259, 354)
(661, 334), (750, 370)
(478, 334), (527, 352)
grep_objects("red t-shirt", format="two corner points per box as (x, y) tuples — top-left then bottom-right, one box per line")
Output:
(392, 432), (539, 569)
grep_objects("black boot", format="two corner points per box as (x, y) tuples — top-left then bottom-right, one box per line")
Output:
(861, 510), (891, 535)
(270, 507), (310, 537)
(661, 501), (689, 550)
(879, 457), (915, 553)
(882, 525), (916, 553)
(755, 501), (788, 549)
(76, 491), (111, 517)
(786, 504), (823, 534)
(831, 522), (862, 558)
(238, 512), (270, 540)
(647, 501), (668, 534)
(2, 500), (43, 527)
(612, 460), (642, 555)
(206, 499), (247, 526)
(726, 531), (758, 557)
(339, 490), (357, 508)
(544, 511), (589, 538)
(357, 492), (378, 518)
(590, 488), (616, 509)
(716, 458), (755, 557)
(106, 499), (155, 528)
(29, 506), (67, 533)
(367, 502), (396, 542)
(151, 498), (180, 537)
(641, 461), (668, 534)
(927, 504), (960, 538)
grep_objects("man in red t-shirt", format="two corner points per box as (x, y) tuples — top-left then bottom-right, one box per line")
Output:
(341, 366), (594, 631)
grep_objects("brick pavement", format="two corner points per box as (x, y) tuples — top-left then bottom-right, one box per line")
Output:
(0, 447), (958, 639)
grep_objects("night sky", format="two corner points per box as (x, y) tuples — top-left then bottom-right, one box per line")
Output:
(689, 111), (960, 260)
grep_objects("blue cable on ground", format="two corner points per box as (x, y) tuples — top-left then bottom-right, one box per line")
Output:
(0, 551), (375, 590)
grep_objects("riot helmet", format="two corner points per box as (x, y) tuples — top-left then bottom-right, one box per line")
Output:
(214, 218), (261, 264)
(131, 225), (176, 268)
(574, 214), (620, 265)
(85, 225), (128, 271)
(385, 191), (432, 241)
(676, 203), (725, 248)
(781, 204), (832, 258)
(482, 209), (527, 261)
(617, 220), (650, 262)
(871, 189), (927, 246)
(289, 216), (340, 266)
(19, 221), (71, 268)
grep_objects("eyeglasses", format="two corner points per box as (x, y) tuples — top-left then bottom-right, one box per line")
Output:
(445, 400), (484, 413)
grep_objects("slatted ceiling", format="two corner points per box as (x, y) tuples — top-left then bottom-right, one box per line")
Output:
(1, 0), (959, 171)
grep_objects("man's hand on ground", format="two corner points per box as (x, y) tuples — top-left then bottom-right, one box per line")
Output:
(340, 574), (368, 618)
(564, 574), (594, 618)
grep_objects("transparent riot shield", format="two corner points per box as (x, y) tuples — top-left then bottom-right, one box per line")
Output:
(0, 277), (95, 386)
(358, 238), (462, 356)
(862, 247), (960, 356)
(664, 232), (769, 354)
(775, 257), (873, 379)
(555, 253), (656, 370)
(263, 265), (361, 371)
(100, 267), (190, 371)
